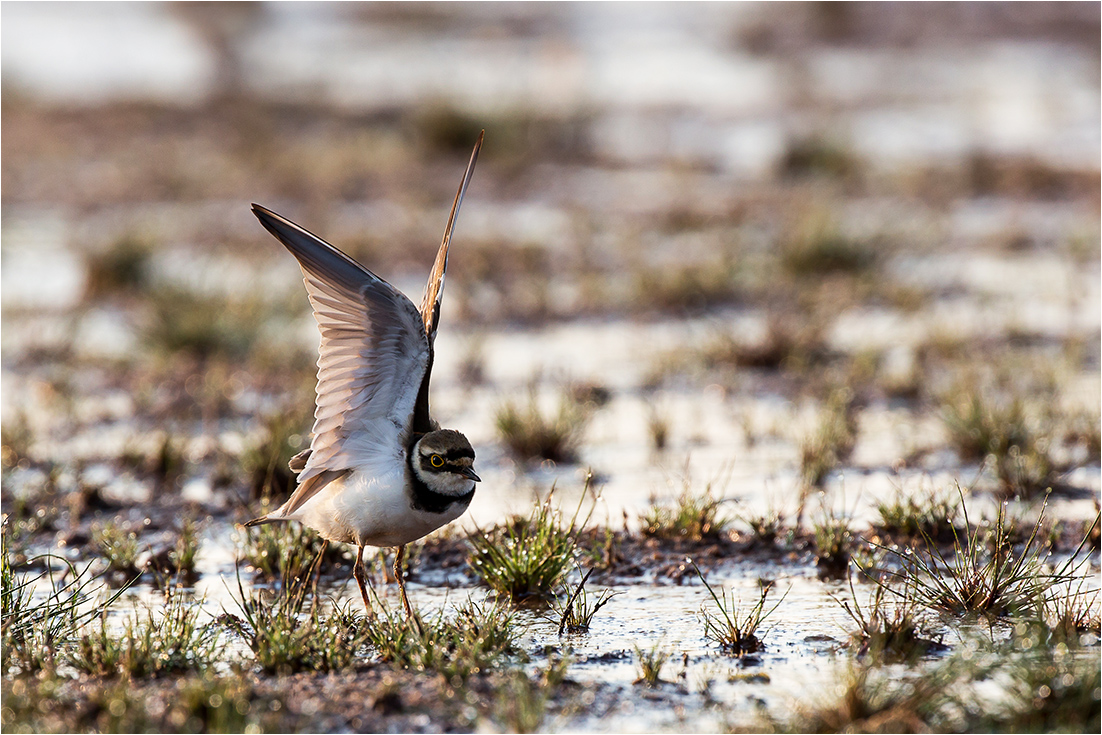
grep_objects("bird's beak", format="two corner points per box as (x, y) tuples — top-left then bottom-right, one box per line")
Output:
(459, 466), (481, 482)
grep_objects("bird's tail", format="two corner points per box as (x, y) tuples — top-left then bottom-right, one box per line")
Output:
(242, 515), (287, 528)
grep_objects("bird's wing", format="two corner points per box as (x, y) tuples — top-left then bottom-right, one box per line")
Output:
(419, 131), (483, 342)
(252, 204), (430, 516)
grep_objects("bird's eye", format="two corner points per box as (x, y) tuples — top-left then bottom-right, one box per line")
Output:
(430, 455), (444, 468)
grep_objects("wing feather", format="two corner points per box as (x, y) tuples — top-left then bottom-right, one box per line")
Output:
(420, 131), (483, 342)
(250, 135), (482, 519)
(251, 205), (429, 506)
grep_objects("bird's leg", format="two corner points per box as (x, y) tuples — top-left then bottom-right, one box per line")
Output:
(308, 539), (329, 616)
(353, 544), (374, 619)
(394, 545), (414, 618)
(393, 545), (423, 635)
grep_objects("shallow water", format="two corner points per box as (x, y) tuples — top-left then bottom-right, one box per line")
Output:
(2, 3), (1099, 731)
(36, 559), (881, 732)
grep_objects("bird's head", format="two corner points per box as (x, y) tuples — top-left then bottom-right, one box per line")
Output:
(412, 429), (480, 496)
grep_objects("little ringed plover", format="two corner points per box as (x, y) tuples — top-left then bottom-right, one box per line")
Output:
(245, 132), (484, 618)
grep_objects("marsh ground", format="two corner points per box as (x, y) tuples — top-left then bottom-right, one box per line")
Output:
(2, 3), (1100, 733)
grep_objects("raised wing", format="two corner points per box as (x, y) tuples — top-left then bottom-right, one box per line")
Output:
(251, 204), (430, 515)
(420, 130), (483, 342)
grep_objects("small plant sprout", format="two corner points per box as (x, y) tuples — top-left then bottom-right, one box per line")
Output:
(692, 560), (785, 657)
(633, 640), (672, 687)
(550, 567), (619, 635)
(812, 502), (854, 579)
(834, 575), (937, 662)
(740, 506), (785, 547)
(468, 481), (593, 605)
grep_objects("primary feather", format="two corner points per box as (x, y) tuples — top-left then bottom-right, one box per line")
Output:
(250, 205), (430, 518)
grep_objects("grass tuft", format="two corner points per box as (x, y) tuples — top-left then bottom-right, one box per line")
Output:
(221, 560), (369, 675)
(143, 287), (274, 362)
(874, 487), (961, 543)
(169, 518), (201, 580)
(835, 577), (937, 663)
(632, 640), (672, 687)
(241, 406), (314, 502)
(812, 504), (854, 579)
(875, 490), (1098, 619)
(799, 388), (858, 488)
(941, 387), (1060, 498)
(740, 507), (785, 547)
(549, 567), (619, 635)
(0, 409), (33, 469)
(640, 472), (733, 542)
(495, 383), (593, 464)
(468, 487), (590, 605)
(2, 671), (281, 733)
(784, 662), (949, 733)
(2, 535), (132, 675)
(694, 561), (783, 657)
(647, 404), (671, 451)
(977, 641), (1100, 732)
(240, 518), (334, 582)
(364, 595), (520, 682)
(92, 520), (144, 584)
(491, 657), (570, 733)
(67, 587), (218, 678)
(779, 210), (877, 278)
(1042, 586), (1100, 643)
(632, 262), (738, 314)
(83, 233), (155, 300)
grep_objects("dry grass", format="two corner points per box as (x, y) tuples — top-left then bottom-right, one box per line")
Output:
(495, 384), (593, 464)
(799, 388), (858, 489)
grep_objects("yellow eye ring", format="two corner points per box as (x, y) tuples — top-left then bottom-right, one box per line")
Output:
(430, 455), (444, 468)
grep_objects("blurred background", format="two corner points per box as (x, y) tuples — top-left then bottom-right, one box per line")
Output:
(2, 2), (1099, 530)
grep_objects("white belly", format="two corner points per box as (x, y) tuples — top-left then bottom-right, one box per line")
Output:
(294, 469), (467, 548)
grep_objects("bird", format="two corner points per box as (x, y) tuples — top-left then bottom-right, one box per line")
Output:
(244, 132), (484, 619)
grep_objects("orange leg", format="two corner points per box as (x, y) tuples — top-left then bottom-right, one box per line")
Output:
(353, 544), (374, 618)
(308, 539), (329, 614)
(394, 545), (414, 618)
